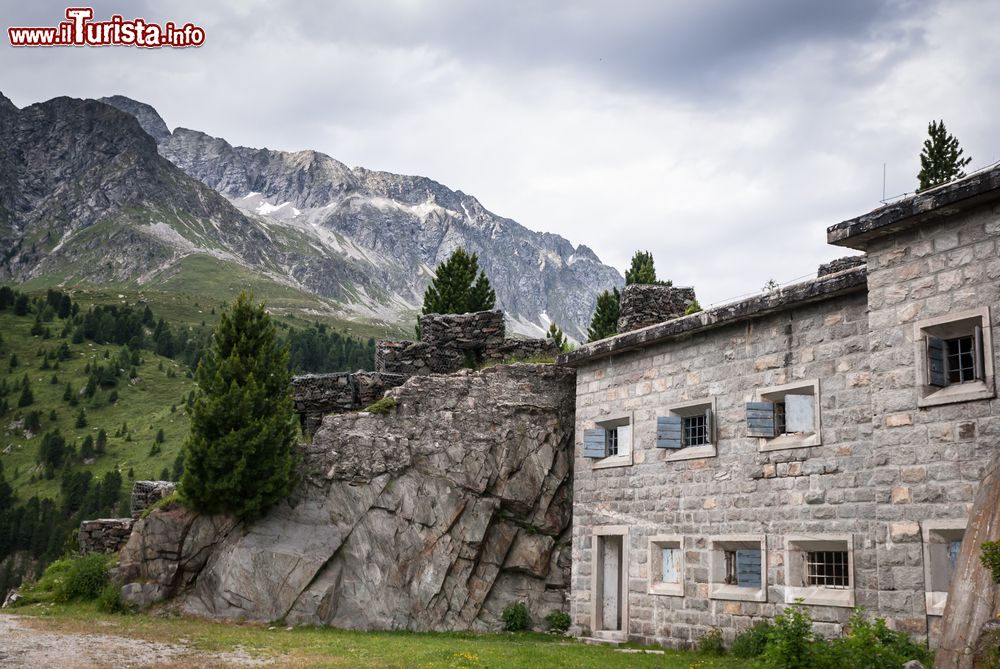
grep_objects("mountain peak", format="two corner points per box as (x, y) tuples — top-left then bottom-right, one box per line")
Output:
(98, 95), (171, 142)
(0, 92), (17, 115)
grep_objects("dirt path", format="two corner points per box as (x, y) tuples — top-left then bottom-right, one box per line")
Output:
(0, 614), (272, 668)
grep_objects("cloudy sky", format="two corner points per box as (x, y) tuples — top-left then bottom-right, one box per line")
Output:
(2, 0), (997, 306)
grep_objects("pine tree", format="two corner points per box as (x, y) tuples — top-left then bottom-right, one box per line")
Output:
(180, 291), (297, 520)
(419, 248), (496, 325)
(624, 250), (672, 286)
(546, 322), (569, 352)
(918, 120), (972, 192)
(17, 375), (33, 408)
(75, 408), (87, 428)
(587, 288), (621, 342)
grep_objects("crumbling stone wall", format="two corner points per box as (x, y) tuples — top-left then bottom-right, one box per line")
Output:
(292, 372), (407, 436)
(120, 364), (577, 632)
(78, 518), (135, 553)
(375, 310), (559, 375)
(130, 480), (176, 519)
(616, 284), (697, 333)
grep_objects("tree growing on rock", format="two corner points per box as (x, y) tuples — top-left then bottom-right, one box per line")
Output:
(180, 291), (297, 521)
(546, 322), (571, 352)
(918, 120), (972, 192)
(419, 248), (496, 325)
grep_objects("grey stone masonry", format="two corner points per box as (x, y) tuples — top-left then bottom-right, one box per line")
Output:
(292, 372), (407, 437)
(617, 284), (698, 333)
(130, 480), (176, 519)
(817, 255), (866, 277)
(376, 310), (559, 375)
(78, 518), (134, 553)
(560, 166), (1000, 649)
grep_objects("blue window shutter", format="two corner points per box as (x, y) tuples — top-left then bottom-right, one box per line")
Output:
(746, 401), (776, 438)
(735, 549), (762, 588)
(656, 415), (682, 449)
(583, 428), (607, 458)
(926, 335), (947, 387)
(974, 325), (985, 381)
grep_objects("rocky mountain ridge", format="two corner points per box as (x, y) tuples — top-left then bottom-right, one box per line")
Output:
(0, 92), (622, 338)
(100, 95), (622, 338)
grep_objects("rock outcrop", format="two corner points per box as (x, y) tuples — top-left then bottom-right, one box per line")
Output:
(119, 363), (576, 631)
(935, 453), (1000, 669)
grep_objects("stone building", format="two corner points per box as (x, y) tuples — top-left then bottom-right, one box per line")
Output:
(558, 166), (1000, 647)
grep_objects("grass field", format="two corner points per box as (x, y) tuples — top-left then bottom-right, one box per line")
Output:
(5, 602), (752, 669)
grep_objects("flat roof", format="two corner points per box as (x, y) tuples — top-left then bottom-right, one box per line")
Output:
(827, 164), (1000, 250)
(557, 265), (866, 367)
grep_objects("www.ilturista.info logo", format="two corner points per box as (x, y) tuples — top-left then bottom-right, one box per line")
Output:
(8, 7), (205, 48)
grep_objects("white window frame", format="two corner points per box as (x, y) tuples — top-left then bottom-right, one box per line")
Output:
(921, 519), (967, 616)
(661, 397), (717, 462)
(784, 534), (855, 608)
(648, 534), (684, 597)
(914, 307), (995, 408)
(708, 534), (767, 602)
(755, 379), (822, 452)
(592, 412), (634, 469)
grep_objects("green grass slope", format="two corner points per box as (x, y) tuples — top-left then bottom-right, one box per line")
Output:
(1, 309), (193, 502)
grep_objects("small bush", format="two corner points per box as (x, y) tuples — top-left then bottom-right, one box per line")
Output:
(96, 581), (127, 614)
(501, 601), (530, 632)
(731, 620), (772, 658)
(981, 541), (1000, 583)
(60, 553), (112, 602)
(545, 610), (571, 633)
(698, 628), (725, 656)
(758, 602), (817, 669)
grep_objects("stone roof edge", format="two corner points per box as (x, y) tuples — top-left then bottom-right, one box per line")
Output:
(557, 266), (867, 367)
(827, 164), (1000, 250)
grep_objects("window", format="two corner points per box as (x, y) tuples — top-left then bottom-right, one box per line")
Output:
(657, 398), (717, 462)
(747, 379), (821, 451)
(922, 520), (967, 616)
(648, 535), (684, 596)
(582, 414), (633, 469)
(709, 535), (767, 602)
(805, 551), (849, 588)
(785, 535), (854, 607)
(607, 427), (620, 456)
(915, 308), (995, 407)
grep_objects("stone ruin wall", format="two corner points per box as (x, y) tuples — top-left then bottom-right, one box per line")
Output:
(376, 310), (561, 376)
(293, 310), (561, 437)
(78, 480), (177, 553)
(616, 284), (697, 333)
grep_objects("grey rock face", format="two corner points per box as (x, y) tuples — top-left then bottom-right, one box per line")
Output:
(121, 364), (576, 631)
(98, 95), (171, 142)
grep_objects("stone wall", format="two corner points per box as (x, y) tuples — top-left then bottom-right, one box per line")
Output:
(78, 518), (134, 553)
(130, 480), (176, 519)
(860, 200), (1000, 643)
(817, 254), (866, 277)
(562, 182), (1000, 649)
(376, 310), (559, 375)
(118, 364), (577, 632)
(292, 372), (407, 436)
(617, 284), (698, 333)
(568, 286), (873, 646)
